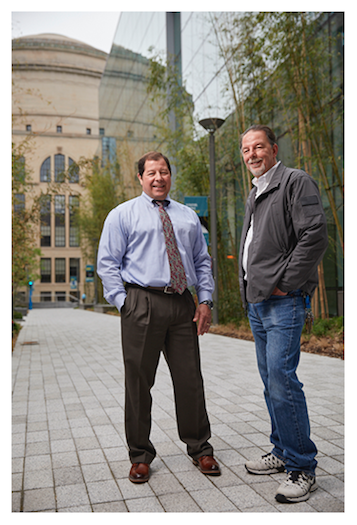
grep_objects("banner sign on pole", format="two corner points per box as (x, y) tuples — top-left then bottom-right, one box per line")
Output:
(86, 264), (95, 283)
(184, 196), (208, 217)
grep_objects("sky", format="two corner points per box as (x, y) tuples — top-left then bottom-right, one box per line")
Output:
(11, 11), (121, 54)
(10, 2), (205, 54)
(10, 2), (351, 55)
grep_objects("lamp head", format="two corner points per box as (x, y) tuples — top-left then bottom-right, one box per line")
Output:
(199, 118), (225, 133)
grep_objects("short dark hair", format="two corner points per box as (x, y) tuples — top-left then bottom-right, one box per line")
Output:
(240, 125), (277, 151)
(137, 151), (171, 177)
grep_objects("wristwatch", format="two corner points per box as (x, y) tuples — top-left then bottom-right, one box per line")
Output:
(200, 300), (214, 310)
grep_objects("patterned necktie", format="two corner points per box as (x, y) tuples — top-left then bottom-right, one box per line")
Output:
(155, 200), (187, 294)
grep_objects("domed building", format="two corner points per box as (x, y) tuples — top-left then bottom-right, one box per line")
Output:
(12, 33), (108, 305)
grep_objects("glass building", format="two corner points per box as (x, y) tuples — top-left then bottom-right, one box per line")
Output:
(98, 12), (231, 195)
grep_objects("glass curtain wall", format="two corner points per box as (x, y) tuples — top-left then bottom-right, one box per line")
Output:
(181, 12), (231, 127)
(98, 12), (228, 197)
(100, 12), (230, 132)
(99, 12), (167, 197)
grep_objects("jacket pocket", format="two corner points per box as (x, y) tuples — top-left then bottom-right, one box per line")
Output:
(270, 203), (289, 254)
(300, 194), (321, 217)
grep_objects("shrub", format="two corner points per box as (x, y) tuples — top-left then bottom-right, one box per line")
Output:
(303, 316), (344, 337)
(12, 320), (21, 336)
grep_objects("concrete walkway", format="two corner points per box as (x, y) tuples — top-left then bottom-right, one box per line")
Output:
(12, 308), (344, 513)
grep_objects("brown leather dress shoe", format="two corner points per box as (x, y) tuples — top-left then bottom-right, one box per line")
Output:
(129, 462), (150, 483)
(193, 455), (221, 476)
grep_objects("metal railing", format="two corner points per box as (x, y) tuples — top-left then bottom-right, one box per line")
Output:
(15, 293), (80, 309)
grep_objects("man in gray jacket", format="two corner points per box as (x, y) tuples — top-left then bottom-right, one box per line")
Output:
(238, 125), (328, 503)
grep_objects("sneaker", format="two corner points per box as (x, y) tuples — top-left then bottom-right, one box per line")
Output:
(245, 452), (286, 475)
(275, 470), (318, 503)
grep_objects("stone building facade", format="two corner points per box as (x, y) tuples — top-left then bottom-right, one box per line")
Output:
(12, 33), (108, 305)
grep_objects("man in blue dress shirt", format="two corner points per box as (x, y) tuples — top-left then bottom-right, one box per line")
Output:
(97, 151), (220, 483)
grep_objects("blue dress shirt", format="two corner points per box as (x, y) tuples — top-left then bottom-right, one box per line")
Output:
(97, 191), (214, 311)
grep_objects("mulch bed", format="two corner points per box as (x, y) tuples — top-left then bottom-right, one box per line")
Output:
(209, 325), (344, 360)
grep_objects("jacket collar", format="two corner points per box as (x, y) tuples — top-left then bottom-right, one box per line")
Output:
(249, 161), (285, 201)
(266, 161), (285, 191)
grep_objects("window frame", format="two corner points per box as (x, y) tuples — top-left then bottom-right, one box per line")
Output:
(70, 258), (80, 283)
(40, 195), (51, 247)
(40, 157), (51, 182)
(40, 258), (51, 283)
(55, 258), (66, 283)
(54, 195), (66, 247)
(68, 157), (79, 183)
(54, 154), (65, 183)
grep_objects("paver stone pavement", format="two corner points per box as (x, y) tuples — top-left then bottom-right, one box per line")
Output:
(11, 308), (345, 514)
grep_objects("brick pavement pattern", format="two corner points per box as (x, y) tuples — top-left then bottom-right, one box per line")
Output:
(12, 308), (344, 512)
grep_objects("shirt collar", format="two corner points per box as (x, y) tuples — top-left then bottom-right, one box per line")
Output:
(141, 191), (171, 207)
(252, 161), (281, 191)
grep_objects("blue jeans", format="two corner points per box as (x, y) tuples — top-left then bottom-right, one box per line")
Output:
(247, 292), (317, 475)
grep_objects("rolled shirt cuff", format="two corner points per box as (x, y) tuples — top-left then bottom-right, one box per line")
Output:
(113, 292), (127, 312)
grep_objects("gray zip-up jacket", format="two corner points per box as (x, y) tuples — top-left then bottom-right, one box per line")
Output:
(238, 162), (328, 310)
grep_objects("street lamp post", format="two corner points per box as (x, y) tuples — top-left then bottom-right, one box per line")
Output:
(199, 118), (225, 325)
(28, 280), (33, 311)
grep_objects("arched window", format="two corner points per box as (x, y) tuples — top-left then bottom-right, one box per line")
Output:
(68, 157), (79, 183)
(54, 154), (65, 182)
(40, 154), (78, 183)
(40, 157), (51, 182)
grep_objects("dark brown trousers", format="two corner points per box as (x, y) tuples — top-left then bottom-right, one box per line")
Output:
(120, 286), (213, 464)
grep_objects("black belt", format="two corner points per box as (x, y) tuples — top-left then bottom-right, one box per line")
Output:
(125, 283), (180, 295)
(287, 289), (303, 297)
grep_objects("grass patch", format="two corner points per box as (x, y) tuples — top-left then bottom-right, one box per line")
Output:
(302, 316), (344, 339)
